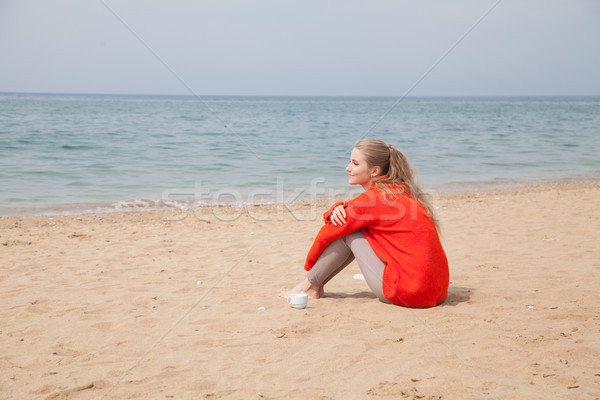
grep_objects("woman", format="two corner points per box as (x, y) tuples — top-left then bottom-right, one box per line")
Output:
(279, 138), (449, 308)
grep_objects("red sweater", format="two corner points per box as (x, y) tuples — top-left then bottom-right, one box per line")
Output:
(304, 183), (449, 308)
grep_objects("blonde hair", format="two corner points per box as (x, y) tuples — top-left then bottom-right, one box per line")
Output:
(354, 138), (438, 230)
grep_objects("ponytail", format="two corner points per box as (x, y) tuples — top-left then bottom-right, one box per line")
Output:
(354, 138), (439, 231)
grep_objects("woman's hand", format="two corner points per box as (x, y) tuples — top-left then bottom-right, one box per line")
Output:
(330, 202), (348, 227)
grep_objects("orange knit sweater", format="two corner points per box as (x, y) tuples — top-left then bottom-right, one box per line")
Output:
(304, 183), (449, 308)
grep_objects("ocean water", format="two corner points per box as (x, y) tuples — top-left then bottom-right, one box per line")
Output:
(1, 93), (599, 216)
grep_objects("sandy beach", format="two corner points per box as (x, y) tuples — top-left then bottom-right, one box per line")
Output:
(1, 180), (599, 400)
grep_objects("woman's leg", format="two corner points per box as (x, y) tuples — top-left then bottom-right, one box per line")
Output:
(343, 230), (391, 303)
(307, 237), (355, 287)
(278, 237), (355, 299)
(279, 230), (391, 303)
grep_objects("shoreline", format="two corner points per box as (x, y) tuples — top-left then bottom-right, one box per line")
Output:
(1, 178), (598, 218)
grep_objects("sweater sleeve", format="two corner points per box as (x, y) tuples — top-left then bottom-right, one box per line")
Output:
(304, 190), (381, 271)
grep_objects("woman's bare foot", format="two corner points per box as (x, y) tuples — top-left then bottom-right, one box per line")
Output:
(278, 278), (324, 299)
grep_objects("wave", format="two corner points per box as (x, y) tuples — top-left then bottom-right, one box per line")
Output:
(60, 144), (96, 150)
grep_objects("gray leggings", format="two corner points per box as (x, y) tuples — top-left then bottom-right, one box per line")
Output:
(307, 230), (391, 303)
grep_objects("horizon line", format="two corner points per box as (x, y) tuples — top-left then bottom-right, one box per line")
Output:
(1, 90), (599, 99)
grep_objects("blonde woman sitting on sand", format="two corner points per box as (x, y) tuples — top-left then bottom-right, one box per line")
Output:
(279, 138), (449, 307)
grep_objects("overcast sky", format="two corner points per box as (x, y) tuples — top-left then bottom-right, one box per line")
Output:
(1, 0), (599, 96)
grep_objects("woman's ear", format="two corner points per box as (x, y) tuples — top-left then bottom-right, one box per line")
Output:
(371, 166), (381, 177)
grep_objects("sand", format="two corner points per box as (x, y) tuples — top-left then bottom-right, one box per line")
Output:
(1, 181), (599, 400)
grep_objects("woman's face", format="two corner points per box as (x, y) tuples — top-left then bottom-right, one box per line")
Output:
(346, 148), (379, 189)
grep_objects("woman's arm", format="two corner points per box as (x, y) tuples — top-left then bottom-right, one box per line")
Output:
(304, 191), (379, 271)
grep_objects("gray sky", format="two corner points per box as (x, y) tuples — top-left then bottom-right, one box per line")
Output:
(1, 0), (599, 96)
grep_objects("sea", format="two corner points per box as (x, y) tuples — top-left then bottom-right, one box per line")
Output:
(1, 93), (599, 216)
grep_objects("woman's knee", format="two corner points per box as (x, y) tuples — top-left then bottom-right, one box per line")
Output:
(342, 229), (364, 246)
